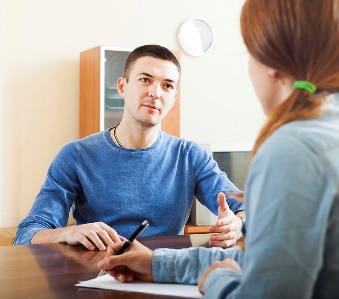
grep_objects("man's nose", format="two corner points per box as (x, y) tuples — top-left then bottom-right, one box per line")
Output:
(148, 83), (161, 99)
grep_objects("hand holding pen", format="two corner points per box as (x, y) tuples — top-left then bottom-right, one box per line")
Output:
(97, 220), (149, 277)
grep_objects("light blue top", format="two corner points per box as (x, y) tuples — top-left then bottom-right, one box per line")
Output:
(14, 130), (243, 245)
(152, 93), (339, 298)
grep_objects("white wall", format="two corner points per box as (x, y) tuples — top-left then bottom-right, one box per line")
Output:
(0, 0), (265, 227)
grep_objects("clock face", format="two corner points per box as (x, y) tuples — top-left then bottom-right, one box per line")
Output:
(177, 19), (213, 56)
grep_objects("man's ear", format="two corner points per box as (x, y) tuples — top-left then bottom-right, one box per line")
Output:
(117, 77), (125, 96)
(170, 91), (178, 107)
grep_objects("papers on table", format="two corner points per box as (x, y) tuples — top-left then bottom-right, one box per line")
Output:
(76, 274), (203, 298)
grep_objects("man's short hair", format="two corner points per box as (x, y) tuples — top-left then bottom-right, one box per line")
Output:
(123, 44), (181, 82)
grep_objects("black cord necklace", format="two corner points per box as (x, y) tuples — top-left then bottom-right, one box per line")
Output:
(113, 123), (124, 148)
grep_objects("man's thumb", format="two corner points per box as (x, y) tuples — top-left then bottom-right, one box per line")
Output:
(217, 192), (230, 216)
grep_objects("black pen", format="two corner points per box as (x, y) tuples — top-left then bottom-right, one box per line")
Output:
(97, 220), (149, 277)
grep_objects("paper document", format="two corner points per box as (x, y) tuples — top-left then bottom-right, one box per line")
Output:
(76, 274), (203, 298)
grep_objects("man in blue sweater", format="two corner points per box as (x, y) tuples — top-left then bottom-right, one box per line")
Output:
(14, 45), (244, 250)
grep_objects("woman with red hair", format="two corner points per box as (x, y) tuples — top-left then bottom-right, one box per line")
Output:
(98, 0), (339, 297)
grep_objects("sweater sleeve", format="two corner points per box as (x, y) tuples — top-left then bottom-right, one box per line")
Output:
(152, 246), (243, 285)
(187, 142), (244, 214)
(13, 142), (79, 245)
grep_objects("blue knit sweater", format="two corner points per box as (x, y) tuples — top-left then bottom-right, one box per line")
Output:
(14, 129), (242, 245)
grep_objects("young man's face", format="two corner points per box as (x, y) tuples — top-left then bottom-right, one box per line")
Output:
(117, 56), (179, 127)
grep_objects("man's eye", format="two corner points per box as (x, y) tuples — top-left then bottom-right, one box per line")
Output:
(165, 84), (174, 90)
(139, 78), (150, 83)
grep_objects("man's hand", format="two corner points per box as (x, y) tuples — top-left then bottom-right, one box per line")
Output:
(98, 240), (154, 282)
(209, 192), (243, 248)
(31, 222), (121, 251)
(61, 222), (122, 250)
(198, 258), (242, 294)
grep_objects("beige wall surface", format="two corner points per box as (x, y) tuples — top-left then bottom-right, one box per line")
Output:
(0, 0), (265, 227)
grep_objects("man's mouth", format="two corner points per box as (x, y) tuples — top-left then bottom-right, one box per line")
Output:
(143, 104), (159, 110)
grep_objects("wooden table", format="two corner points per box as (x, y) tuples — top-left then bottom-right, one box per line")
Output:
(0, 224), (211, 246)
(0, 234), (219, 299)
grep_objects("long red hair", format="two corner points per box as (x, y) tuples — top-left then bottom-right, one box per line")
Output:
(240, 0), (339, 157)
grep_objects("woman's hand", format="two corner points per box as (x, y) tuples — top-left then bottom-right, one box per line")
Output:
(97, 240), (154, 282)
(198, 258), (242, 294)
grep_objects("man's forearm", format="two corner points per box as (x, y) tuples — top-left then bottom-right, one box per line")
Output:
(31, 227), (68, 244)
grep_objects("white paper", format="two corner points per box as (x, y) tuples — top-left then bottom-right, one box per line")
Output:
(76, 274), (203, 298)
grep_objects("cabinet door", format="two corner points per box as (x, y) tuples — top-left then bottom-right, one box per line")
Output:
(80, 46), (180, 138)
(103, 50), (130, 130)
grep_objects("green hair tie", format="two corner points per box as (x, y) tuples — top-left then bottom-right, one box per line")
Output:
(293, 81), (317, 94)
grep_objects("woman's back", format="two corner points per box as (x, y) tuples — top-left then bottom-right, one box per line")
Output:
(243, 93), (339, 298)
(311, 94), (339, 297)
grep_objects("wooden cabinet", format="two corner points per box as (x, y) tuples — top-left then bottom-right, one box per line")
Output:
(184, 223), (210, 234)
(0, 227), (17, 246)
(79, 46), (180, 138)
